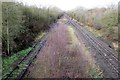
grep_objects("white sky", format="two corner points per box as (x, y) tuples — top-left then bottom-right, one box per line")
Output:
(17, 0), (119, 11)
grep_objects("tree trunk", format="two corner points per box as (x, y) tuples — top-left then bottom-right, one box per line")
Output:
(6, 5), (10, 56)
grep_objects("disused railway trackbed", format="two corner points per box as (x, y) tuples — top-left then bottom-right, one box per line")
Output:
(68, 18), (119, 78)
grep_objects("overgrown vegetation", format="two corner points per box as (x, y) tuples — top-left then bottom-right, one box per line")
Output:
(68, 5), (118, 50)
(89, 64), (103, 78)
(2, 47), (32, 77)
(2, 2), (62, 56)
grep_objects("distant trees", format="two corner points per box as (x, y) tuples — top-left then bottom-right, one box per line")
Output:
(2, 2), (62, 56)
(68, 5), (118, 44)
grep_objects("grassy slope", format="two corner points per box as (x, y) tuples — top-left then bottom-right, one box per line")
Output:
(2, 47), (32, 76)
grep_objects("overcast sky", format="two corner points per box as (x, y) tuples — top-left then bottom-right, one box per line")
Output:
(17, 0), (119, 11)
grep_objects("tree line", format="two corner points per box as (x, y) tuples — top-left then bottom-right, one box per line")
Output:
(68, 5), (118, 49)
(2, 2), (62, 56)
